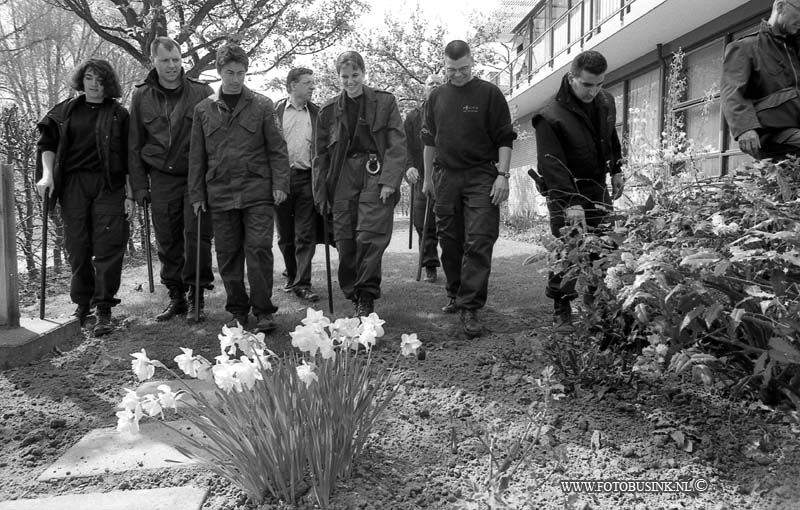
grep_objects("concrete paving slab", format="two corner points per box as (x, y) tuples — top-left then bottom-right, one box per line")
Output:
(136, 379), (220, 408)
(0, 486), (208, 510)
(37, 420), (211, 481)
(0, 316), (81, 369)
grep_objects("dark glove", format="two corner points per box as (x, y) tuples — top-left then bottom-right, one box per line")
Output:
(133, 189), (151, 207)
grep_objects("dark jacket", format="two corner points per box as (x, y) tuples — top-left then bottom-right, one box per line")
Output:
(312, 85), (406, 209)
(188, 86), (290, 210)
(532, 74), (622, 205)
(404, 104), (424, 173)
(721, 21), (800, 140)
(128, 69), (213, 192)
(36, 95), (129, 202)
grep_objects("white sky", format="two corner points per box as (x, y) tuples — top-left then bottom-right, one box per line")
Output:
(361, 0), (499, 40)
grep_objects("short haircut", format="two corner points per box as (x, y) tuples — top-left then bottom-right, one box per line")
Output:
(335, 51), (365, 73)
(444, 40), (471, 60)
(286, 67), (313, 91)
(215, 43), (249, 72)
(571, 50), (608, 75)
(150, 36), (180, 57)
(70, 58), (122, 99)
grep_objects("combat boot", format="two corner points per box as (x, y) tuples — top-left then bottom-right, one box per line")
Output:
(460, 309), (482, 338)
(93, 307), (114, 337)
(186, 286), (205, 323)
(156, 288), (188, 321)
(356, 294), (374, 317)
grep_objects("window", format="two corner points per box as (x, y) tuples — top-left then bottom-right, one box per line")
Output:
(673, 40), (724, 175)
(627, 68), (661, 163)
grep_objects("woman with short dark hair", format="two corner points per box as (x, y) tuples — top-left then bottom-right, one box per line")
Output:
(36, 58), (133, 337)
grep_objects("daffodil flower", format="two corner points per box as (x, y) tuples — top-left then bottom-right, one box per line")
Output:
(119, 388), (141, 412)
(131, 349), (155, 381)
(174, 348), (197, 377)
(301, 307), (330, 328)
(360, 313), (385, 337)
(290, 324), (322, 356)
(235, 356), (263, 390)
(115, 409), (141, 434)
(213, 356), (239, 393)
(141, 394), (163, 417)
(400, 333), (422, 357)
(157, 384), (182, 410)
(296, 361), (318, 388)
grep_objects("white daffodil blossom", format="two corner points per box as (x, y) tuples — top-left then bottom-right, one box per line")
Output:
(195, 356), (213, 381)
(253, 348), (276, 371)
(174, 348), (197, 377)
(119, 388), (141, 412)
(218, 322), (247, 355)
(213, 355), (240, 393)
(330, 317), (361, 340)
(313, 325), (336, 360)
(290, 324), (322, 356)
(157, 384), (182, 410)
(296, 360), (318, 388)
(301, 307), (330, 328)
(131, 349), (155, 381)
(235, 356), (263, 390)
(356, 327), (378, 350)
(400, 333), (422, 357)
(360, 313), (385, 337)
(141, 394), (163, 417)
(115, 409), (141, 434)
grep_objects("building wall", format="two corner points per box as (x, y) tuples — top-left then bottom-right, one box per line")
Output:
(503, 0), (770, 218)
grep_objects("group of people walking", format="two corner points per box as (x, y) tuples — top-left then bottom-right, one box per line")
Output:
(35, 38), (517, 340)
(35, 0), (793, 341)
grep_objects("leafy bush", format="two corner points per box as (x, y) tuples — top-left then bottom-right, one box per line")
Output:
(551, 158), (800, 404)
(115, 309), (422, 508)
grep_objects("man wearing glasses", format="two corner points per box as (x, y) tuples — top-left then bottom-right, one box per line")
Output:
(421, 40), (516, 339)
(722, 0), (800, 159)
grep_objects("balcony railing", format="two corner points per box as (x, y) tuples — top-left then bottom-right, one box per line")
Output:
(491, 0), (639, 96)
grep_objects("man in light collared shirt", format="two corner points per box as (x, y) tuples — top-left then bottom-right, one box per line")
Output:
(274, 68), (321, 302)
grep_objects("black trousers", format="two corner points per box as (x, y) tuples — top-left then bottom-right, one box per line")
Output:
(211, 204), (277, 317)
(412, 188), (440, 269)
(331, 155), (396, 301)
(275, 169), (317, 290)
(433, 166), (499, 310)
(59, 171), (128, 310)
(150, 171), (214, 293)
(545, 180), (611, 301)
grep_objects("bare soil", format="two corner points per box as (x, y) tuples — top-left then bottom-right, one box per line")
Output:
(1, 219), (798, 509)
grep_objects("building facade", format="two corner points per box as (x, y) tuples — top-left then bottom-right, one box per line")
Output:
(496, 0), (770, 216)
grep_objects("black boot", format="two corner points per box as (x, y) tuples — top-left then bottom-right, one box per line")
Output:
(186, 286), (206, 324)
(356, 294), (374, 317)
(156, 288), (188, 321)
(93, 307), (114, 337)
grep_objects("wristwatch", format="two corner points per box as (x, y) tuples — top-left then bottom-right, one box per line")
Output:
(497, 170), (509, 178)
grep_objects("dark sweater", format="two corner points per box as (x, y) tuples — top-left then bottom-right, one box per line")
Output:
(41, 101), (102, 174)
(421, 78), (516, 171)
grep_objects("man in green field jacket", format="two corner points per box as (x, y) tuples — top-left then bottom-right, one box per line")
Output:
(188, 43), (290, 334)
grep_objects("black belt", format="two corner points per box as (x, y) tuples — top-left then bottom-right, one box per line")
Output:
(290, 166), (311, 171)
(346, 151), (374, 159)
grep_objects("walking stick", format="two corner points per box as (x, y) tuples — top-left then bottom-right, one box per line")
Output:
(39, 194), (49, 320)
(415, 193), (431, 282)
(143, 202), (154, 293)
(194, 211), (202, 323)
(408, 184), (414, 249)
(322, 205), (334, 315)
